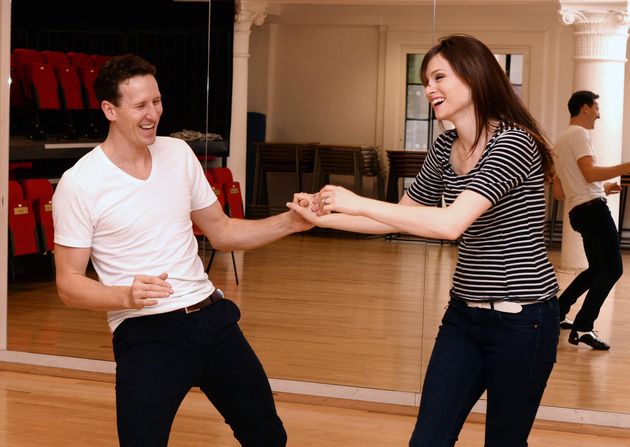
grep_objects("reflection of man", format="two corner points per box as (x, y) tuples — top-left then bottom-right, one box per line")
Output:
(553, 90), (629, 350)
(53, 54), (311, 445)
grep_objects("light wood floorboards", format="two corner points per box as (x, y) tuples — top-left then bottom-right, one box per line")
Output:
(1, 368), (630, 446)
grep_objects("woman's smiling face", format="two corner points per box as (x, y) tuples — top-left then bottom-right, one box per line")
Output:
(423, 53), (474, 125)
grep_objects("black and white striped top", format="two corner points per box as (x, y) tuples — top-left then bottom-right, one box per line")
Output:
(407, 123), (558, 302)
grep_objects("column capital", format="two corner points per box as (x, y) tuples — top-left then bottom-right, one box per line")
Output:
(235, 1), (268, 30)
(559, 1), (630, 61)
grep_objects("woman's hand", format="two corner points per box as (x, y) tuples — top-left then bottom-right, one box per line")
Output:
(317, 185), (364, 216)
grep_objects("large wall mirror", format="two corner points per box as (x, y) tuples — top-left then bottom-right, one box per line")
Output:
(2, 0), (630, 434)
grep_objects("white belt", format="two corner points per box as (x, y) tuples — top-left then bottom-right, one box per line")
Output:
(463, 300), (540, 314)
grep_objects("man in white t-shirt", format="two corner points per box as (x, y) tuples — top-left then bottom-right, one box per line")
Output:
(53, 54), (312, 446)
(553, 90), (630, 350)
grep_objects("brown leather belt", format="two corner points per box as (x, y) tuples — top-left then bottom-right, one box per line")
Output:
(179, 288), (224, 314)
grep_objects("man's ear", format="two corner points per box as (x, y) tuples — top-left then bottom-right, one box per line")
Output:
(101, 100), (116, 121)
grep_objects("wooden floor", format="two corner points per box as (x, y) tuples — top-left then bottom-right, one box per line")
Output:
(1, 367), (630, 446)
(6, 233), (630, 423)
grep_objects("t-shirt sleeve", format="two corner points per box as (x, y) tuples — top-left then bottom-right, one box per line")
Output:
(569, 127), (594, 161)
(185, 145), (217, 211)
(465, 130), (536, 205)
(52, 175), (95, 248)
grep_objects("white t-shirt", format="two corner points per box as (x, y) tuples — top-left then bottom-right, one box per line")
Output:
(53, 136), (216, 332)
(553, 125), (604, 211)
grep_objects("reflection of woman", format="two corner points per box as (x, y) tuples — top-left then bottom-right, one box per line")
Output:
(289, 34), (559, 446)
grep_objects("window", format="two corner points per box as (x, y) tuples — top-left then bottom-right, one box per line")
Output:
(403, 52), (524, 151)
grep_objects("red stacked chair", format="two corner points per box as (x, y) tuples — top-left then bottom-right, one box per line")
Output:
(194, 168), (240, 284)
(41, 50), (70, 66)
(69, 59), (105, 137)
(224, 181), (245, 219)
(21, 178), (55, 253)
(90, 54), (110, 69)
(41, 51), (85, 138)
(207, 167), (233, 212)
(67, 51), (93, 68)
(25, 62), (63, 139)
(11, 49), (50, 139)
(11, 48), (45, 102)
(8, 180), (40, 280)
(10, 61), (24, 108)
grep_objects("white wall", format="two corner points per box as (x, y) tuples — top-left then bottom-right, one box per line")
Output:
(256, 23), (380, 145)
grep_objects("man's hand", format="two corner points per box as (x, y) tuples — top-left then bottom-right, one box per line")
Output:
(287, 192), (324, 225)
(285, 193), (316, 231)
(604, 182), (622, 196)
(126, 272), (174, 309)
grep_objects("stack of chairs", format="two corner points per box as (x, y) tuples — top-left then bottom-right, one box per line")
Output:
(311, 145), (385, 199)
(8, 180), (41, 281)
(12, 48), (57, 139)
(250, 142), (317, 217)
(10, 47), (110, 140)
(21, 178), (55, 254)
(7, 178), (57, 280)
(385, 150), (426, 202)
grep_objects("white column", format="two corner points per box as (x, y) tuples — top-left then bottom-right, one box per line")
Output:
(558, 2), (630, 271)
(228, 0), (267, 199)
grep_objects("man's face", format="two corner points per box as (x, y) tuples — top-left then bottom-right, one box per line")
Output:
(111, 74), (163, 147)
(584, 101), (600, 129)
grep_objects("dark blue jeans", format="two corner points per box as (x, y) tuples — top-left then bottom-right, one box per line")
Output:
(559, 199), (623, 331)
(113, 298), (286, 447)
(409, 298), (559, 447)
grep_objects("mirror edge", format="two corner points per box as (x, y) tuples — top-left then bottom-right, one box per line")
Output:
(1, 0), (11, 351)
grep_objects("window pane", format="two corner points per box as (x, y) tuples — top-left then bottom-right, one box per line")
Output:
(407, 54), (423, 85)
(405, 120), (429, 151)
(407, 85), (429, 120)
(509, 54), (523, 85)
(495, 54), (506, 71)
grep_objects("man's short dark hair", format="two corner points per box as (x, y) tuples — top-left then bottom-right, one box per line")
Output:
(568, 90), (599, 117)
(93, 54), (157, 105)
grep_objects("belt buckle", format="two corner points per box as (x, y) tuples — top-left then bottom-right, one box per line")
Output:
(185, 306), (201, 314)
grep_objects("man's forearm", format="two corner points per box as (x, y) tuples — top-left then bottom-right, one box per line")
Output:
(585, 162), (630, 183)
(211, 212), (302, 251)
(57, 273), (129, 311)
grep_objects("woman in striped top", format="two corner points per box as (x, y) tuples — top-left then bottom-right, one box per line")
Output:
(289, 34), (559, 446)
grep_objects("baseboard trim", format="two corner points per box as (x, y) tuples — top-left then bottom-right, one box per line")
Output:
(2, 351), (630, 431)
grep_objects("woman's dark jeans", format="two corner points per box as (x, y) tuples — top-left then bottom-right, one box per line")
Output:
(409, 298), (559, 447)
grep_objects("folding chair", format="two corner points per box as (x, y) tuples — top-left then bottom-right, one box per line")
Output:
(8, 180), (40, 281)
(21, 178), (55, 253)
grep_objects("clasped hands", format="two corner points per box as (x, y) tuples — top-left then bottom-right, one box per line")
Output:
(287, 185), (362, 222)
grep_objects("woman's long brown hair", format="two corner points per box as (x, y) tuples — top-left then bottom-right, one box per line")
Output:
(420, 34), (554, 180)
